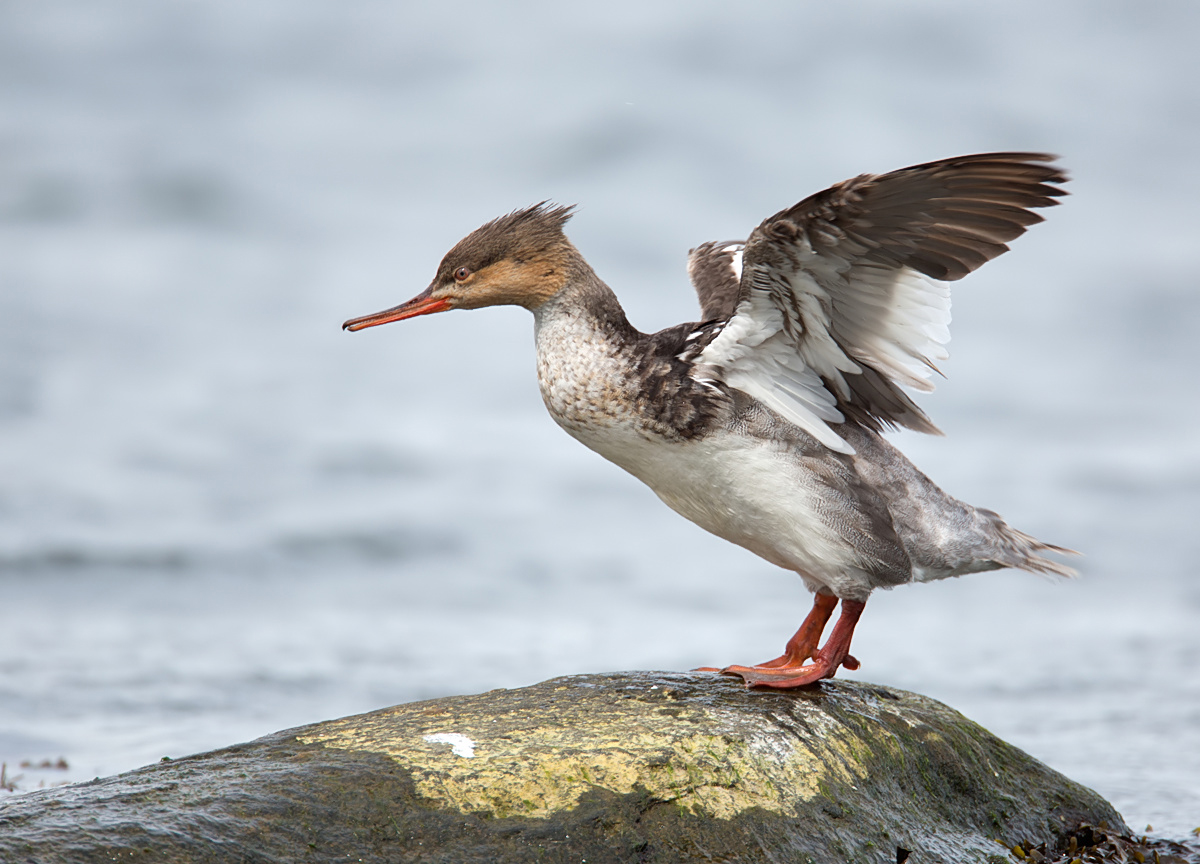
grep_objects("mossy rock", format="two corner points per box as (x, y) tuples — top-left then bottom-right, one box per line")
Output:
(0, 672), (1125, 863)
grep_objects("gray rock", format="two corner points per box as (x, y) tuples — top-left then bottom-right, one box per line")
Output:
(0, 672), (1125, 863)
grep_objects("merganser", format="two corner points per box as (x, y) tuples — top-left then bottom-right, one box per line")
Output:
(344, 152), (1073, 689)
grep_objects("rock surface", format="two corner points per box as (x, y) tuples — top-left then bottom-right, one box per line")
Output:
(0, 672), (1125, 863)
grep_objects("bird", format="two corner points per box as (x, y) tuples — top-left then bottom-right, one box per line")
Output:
(343, 152), (1074, 689)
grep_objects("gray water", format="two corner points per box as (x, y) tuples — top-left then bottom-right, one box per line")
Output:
(1, 0), (1198, 840)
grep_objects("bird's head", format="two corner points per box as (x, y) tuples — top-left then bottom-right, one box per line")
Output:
(343, 203), (577, 331)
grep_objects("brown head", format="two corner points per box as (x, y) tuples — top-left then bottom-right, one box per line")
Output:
(343, 203), (579, 331)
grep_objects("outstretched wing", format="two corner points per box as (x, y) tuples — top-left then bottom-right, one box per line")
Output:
(686, 241), (745, 322)
(691, 152), (1068, 453)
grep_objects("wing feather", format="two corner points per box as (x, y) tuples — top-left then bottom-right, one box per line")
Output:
(692, 152), (1068, 450)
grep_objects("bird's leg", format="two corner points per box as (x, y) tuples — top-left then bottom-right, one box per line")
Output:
(721, 598), (867, 689)
(751, 592), (839, 668)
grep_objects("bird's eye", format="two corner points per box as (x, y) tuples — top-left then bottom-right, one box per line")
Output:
(454, 266), (471, 281)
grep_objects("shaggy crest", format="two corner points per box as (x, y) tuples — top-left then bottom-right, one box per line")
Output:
(436, 202), (576, 280)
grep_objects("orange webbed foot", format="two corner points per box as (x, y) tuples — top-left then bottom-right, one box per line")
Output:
(703, 597), (866, 691)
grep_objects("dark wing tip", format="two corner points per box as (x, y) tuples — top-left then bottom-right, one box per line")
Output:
(763, 151), (1070, 282)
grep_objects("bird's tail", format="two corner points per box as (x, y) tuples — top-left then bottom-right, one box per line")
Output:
(990, 522), (1079, 579)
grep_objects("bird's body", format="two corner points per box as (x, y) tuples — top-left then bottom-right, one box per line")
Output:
(345, 152), (1073, 688)
(531, 275), (1058, 601)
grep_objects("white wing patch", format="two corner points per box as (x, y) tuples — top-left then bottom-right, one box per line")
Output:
(832, 264), (951, 394)
(694, 257), (951, 456)
(698, 289), (851, 453)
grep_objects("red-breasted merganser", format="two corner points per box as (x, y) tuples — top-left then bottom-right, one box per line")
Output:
(344, 152), (1073, 689)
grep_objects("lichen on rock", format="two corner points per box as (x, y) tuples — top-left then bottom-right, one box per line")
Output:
(298, 678), (870, 820)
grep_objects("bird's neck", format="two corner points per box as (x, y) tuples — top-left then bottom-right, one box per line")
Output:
(531, 265), (641, 436)
(532, 261), (634, 337)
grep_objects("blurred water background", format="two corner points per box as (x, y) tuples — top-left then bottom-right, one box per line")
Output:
(1, 0), (1198, 839)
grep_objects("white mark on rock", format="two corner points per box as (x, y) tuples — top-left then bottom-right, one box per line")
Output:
(423, 733), (476, 758)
